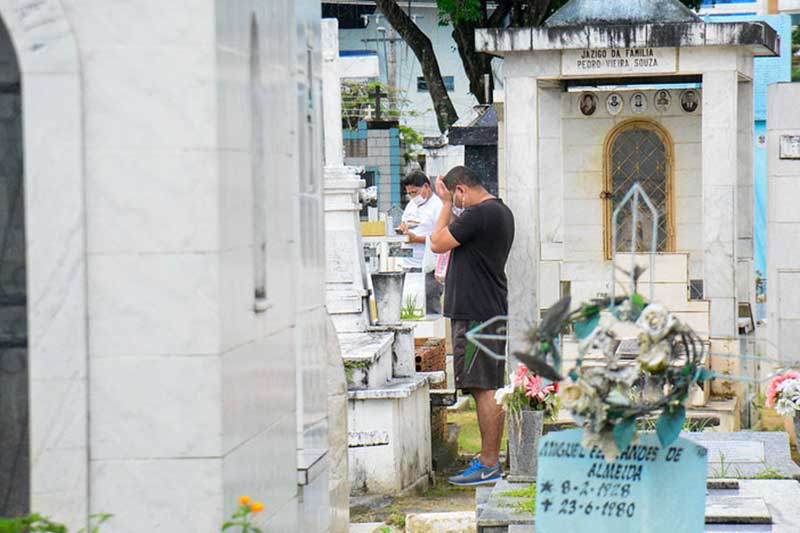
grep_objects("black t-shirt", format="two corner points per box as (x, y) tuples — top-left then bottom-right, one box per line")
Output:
(444, 198), (515, 321)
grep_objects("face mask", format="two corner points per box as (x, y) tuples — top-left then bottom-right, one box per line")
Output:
(451, 191), (466, 216)
(412, 194), (426, 207)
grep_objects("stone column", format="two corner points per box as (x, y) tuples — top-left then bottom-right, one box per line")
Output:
(321, 19), (370, 333)
(767, 83), (800, 365)
(737, 79), (755, 307)
(538, 85), (564, 311)
(322, 19), (344, 168)
(503, 51), (560, 358)
(702, 70), (739, 340)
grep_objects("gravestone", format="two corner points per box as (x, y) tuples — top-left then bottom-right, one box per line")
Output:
(684, 432), (800, 480)
(0, 90), (26, 517)
(534, 429), (707, 532)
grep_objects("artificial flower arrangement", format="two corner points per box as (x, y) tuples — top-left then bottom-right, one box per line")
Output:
(513, 287), (708, 461)
(766, 370), (800, 417)
(495, 363), (560, 419)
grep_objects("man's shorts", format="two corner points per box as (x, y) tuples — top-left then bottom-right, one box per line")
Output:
(451, 319), (506, 392)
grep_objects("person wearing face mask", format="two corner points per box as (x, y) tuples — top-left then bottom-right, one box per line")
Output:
(398, 170), (444, 314)
(430, 165), (515, 486)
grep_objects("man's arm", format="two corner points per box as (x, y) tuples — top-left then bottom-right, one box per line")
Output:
(430, 176), (460, 254)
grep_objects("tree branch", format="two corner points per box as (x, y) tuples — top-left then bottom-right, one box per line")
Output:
(376, 0), (458, 133)
(487, 0), (514, 27)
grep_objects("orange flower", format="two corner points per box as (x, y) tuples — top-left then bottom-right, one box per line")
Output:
(239, 495), (251, 505)
(251, 502), (265, 513)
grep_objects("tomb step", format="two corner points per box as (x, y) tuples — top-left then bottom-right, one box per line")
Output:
(346, 374), (429, 401)
(705, 496), (771, 524)
(615, 252), (689, 284)
(339, 331), (394, 390)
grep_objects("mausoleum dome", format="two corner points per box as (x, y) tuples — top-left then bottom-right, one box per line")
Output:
(544, 0), (701, 28)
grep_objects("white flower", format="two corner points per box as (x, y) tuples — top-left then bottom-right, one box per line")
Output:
(636, 304), (677, 342)
(639, 340), (670, 373)
(775, 397), (797, 417)
(494, 385), (514, 406)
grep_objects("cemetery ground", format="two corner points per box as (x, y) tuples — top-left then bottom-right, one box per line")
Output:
(349, 397), (800, 532)
(349, 397), (496, 529)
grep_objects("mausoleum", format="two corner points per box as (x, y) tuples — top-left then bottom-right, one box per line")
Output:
(477, 0), (779, 411)
(0, 1), (340, 531)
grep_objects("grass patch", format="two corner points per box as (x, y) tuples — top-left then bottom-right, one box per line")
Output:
(447, 396), (508, 455)
(499, 483), (537, 515)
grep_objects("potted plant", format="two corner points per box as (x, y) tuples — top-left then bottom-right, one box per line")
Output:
(765, 370), (800, 446)
(496, 363), (559, 482)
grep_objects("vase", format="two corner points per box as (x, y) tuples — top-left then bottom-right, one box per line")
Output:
(370, 271), (406, 325)
(507, 408), (545, 483)
(794, 411), (800, 450)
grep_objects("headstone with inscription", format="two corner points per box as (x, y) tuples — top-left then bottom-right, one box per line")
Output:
(535, 429), (707, 533)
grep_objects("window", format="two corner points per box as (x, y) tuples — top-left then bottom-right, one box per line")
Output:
(689, 280), (704, 301)
(250, 18), (268, 311)
(604, 121), (674, 258)
(417, 76), (454, 92)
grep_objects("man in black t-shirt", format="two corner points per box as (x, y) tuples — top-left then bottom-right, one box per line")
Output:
(430, 165), (515, 486)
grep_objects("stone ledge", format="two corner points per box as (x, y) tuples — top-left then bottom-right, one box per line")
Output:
(347, 375), (430, 400)
(477, 22), (779, 57)
(339, 331), (394, 365)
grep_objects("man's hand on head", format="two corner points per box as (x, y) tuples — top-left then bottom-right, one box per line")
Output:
(435, 175), (452, 204)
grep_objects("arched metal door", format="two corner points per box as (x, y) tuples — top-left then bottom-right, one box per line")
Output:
(604, 121), (674, 258)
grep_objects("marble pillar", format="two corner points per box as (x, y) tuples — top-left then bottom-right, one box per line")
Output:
(322, 19), (370, 334)
(503, 52), (560, 356)
(702, 70), (739, 339)
(737, 79), (755, 306)
(767, 83), (800, 364)
(321, 19), (352, 530)
(538, 86), (564, 310)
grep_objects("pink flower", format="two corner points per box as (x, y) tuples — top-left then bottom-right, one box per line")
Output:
(525, 375), (556, 401)
(513, 364), (529, 388)
(766, 371), (800, 408)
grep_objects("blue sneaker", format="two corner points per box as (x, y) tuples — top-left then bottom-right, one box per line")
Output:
(447, 458), (503, 486)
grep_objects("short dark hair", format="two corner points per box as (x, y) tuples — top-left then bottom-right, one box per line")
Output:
(443, 165), (483, 190)
(401, 170), (430, 189)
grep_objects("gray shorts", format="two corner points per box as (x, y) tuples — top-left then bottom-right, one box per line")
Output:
(451, 319), (506, 392)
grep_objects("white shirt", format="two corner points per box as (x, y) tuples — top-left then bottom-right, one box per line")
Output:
(401, 193), (443, 269)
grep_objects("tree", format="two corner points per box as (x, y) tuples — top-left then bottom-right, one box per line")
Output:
(376, 0), (703, 134)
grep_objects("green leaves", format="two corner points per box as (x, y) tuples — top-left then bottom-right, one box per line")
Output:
(656, 405), (686, 447)
(574, 314), (599, 340)
(0, 514), (68, 533)
(436, 0), (484, 25)
(613, 417), (637, 452)
(693, 367), (715, 383)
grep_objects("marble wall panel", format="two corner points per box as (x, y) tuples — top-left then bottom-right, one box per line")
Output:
(63, 0), (213, 47)
(90, 355), (222, 460)
(81, 46), (217, 149)
(222, 415), (298, 528)
(539, 261), (561, 309)
(91, 458), (224, 533)
(564, 171), (602, 200)
(770, 177), (800, 223)
(86, 149), (219, 253)
(88, 253), (220, 356)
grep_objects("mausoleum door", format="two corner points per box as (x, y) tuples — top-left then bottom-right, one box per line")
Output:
(604, 121), (674, 258)
(0, 38), (26, 516)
